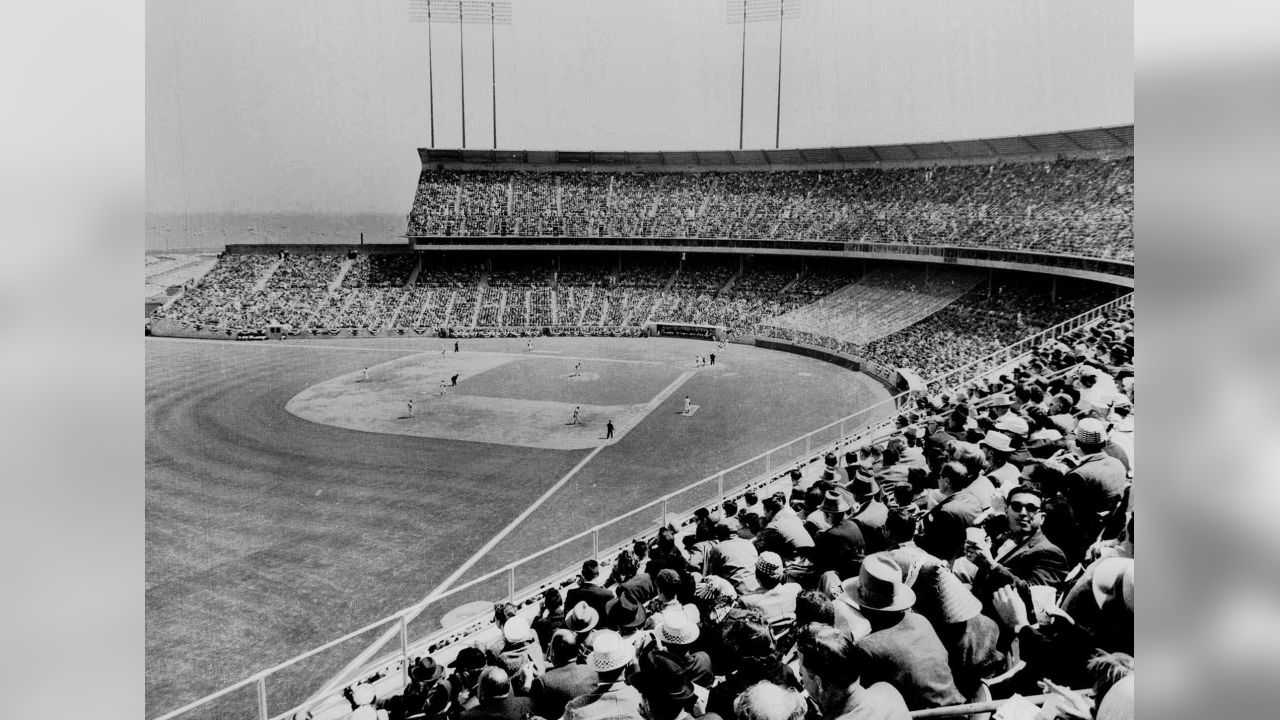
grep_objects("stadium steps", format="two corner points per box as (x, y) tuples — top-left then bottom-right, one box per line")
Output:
(328, 258), (354, 292)
(468, 291), (482, 328)
(717, 267), (742, 298)
(384, 292), (410, 328)
(252, 258), (284, 292)
(550, 290), (559, 324)
(777, 273), (802, 295)
(404, 255), (423, 286)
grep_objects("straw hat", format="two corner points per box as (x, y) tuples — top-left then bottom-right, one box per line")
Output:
(994, 414), (1030, 437)
(929, 566), (983, 624)
(1091, 557), (1135, 612)
(755, 552), (785, 581)
(1075, 417), (1109, 446)
(588, 629), (636, 672)
(694, 575), (738, 607)
(658, 607), (700, 646)
(979, 431), (1015, 454)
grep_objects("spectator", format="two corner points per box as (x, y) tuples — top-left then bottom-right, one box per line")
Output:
(459, 666), (535, 720)
(795, 623), (911, 720)
(531, 630), (597, 720)
(560, 630), (643, 720)
(847, 556), (965, 710)
(732, 682), (807, 720)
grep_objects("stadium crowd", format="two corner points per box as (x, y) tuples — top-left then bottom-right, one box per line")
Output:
(406, 159), (1133, 261)
(319, 303), (1134, 720)
(153, 253), (1115, 379)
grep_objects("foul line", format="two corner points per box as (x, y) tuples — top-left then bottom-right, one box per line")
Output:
(314, 440), (612, 700)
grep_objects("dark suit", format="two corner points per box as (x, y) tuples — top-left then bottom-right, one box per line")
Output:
(1064, 453), (1128, 541)
(814, 518), (867, 580)
(564, 583), (612, 619)
(918, 490), (984, 561)
(971, 529), (1069, 613)
(459, 695), (534, 720)
(616, 573), (659, 606)
(531, 662), (598, 720)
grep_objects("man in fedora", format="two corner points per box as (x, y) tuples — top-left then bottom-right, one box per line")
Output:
(966, 485), (1068, 615)
(560, 630), (644, 720)
(978, 430), (1021, 494)
(849, 475), (890, 554)
(849, 555), (965, 710)
(565, 560), (613, 620)
(532, 630), (598, 720)
(603, 595), (655, 657)
(796, 623), (911, 720)
(812, 491), (868, 581)
(459, 666), (535, 720)
(377, 656), (448, 720)
(631, 652), (705, 720)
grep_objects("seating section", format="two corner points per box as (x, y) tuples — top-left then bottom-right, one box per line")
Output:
(299, 302), (1135, 720)
(407, 158), (1134, 260)
(766, 267), (983, 345)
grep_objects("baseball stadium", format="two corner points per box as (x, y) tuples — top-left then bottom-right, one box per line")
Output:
(146, 3), (1134, 720)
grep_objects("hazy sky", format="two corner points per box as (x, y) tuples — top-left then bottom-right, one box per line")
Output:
(145, 0), (1133, 214)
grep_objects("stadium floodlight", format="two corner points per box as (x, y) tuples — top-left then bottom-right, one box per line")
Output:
(726, 0), (800, 150)
(410, 0), (513, 149)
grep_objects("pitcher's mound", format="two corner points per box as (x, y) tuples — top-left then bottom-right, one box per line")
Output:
(561, 372), (600, 382)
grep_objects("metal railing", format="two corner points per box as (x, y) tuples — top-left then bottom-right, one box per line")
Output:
(150, 296), (1131, 720)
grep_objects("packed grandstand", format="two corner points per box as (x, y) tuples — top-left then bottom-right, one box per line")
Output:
(148, 135), (1134, 720)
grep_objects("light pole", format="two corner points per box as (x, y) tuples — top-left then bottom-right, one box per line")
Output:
(726, 0), (800, 150)
(410, 1), (511, 149)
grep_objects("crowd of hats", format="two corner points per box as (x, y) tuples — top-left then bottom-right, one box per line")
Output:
(408, 159), (1133, 261)
(318, 301), (1134, 720)
(155, 256), (1114, 374)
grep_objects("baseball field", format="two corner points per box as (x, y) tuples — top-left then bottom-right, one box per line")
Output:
(145, 335), (893, 717)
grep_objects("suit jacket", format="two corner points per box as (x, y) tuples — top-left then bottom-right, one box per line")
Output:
(459, 695), (534, 720)
(918, 490), (984, 560)
(852, 501), (890, 554)
(705, 538), (759, 593)
(1064, 453), (1128, 536)
(757, 506), (814, 559)
(936, 613), (1005, 699)
(814, 519), (867, 580)
(616, 573), (659, 606)
(564, 583), (613, 619)
(972, 529), (1069, 607)
(532, 663), (599, 720)
(559, 681), (643, 720)
(856, 612), (966, 710)
(829, 682), (911, 720)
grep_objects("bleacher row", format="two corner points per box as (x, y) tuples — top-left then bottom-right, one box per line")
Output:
(406, 158), (1133, 261)
(283, 300), (1134, 720)
(151, 253), (1111, 379)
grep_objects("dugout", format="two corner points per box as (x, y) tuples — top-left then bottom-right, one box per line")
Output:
(265, 323), (291, 340)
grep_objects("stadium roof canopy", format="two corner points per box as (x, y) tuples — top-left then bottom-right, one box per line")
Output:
(419, 125), (1132, 169)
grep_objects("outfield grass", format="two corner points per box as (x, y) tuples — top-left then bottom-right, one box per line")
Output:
(145, 336), (891, 717)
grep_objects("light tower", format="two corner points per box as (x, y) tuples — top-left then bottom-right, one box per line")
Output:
(726, 0), (800, 149)
(410, 0), (512, 149)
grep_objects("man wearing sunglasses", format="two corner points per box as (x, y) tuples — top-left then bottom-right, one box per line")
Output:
(965, 485), (1068, 616)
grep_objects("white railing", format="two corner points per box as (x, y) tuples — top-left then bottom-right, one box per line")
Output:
(150, 295), (1132, 720)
